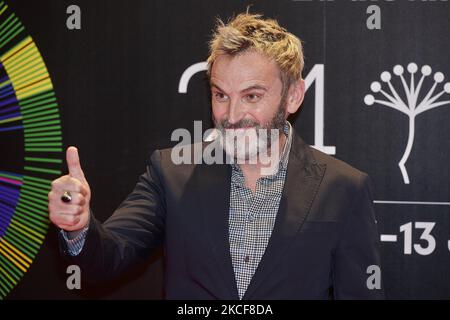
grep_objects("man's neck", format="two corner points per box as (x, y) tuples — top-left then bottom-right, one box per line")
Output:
(240, 133), (287, 193)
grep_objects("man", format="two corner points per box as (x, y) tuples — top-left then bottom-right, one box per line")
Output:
(48, 13), (384, 299)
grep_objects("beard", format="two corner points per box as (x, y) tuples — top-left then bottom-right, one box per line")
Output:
(214, 102), (287, 164)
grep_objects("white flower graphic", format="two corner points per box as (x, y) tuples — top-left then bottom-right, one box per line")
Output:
(364, 63), (450, 184)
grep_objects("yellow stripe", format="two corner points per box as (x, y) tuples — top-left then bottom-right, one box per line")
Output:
(15, 74), (49, 91)
(7, 56), (43, 79)
(10, 220), (45, 240)
(0, 35), (54, 100)
(0, 245), (27, 273)
(0, 4), (8, 17)
(3, 43), (37, 67)
(17, 83), (52, 100)
(8, 222), (42, 244)
(0, 241), (30, 268)
(0, 116), (22, 124)
(11, 68), (46, 88)
(0, 36), (32, 61)
(0, 79), (11, 88)
(5, 47), (40, 75)
(0, 238), (32, 264)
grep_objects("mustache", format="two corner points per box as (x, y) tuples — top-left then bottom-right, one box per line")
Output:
(216, 118), (261, 130)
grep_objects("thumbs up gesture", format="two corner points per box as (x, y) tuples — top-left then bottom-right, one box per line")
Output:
(48, 146), (91, 231)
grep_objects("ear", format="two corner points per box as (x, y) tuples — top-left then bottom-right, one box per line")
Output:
(285, 79), (305, 115)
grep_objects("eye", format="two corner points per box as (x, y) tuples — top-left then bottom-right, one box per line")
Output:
(243, 93), (262, 103)
(213, 91), (229, 103)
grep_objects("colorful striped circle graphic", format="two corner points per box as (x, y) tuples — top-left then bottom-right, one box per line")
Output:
(0, 1), (62, 299)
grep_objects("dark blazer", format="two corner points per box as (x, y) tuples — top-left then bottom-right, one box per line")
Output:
(59, 129), (385, 299)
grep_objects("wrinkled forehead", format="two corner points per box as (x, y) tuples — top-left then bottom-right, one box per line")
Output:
(210, 51), (282, 90)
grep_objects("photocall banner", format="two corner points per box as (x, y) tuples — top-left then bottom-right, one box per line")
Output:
(0, 0), (449, 299)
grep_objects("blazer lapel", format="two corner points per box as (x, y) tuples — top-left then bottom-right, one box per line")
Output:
(196, 153), (239, 299)
(242, 132), (326, 299)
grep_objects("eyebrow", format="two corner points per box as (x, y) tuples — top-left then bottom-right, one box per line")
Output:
(210, 83), (226, 92)
(210, 83), (268, 93)
(242, 85), (268, 92)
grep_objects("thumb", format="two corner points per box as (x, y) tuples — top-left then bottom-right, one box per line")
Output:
(66, 146), (85, 180)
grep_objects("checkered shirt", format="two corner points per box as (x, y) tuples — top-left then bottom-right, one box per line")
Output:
(228, 122), (292, 299)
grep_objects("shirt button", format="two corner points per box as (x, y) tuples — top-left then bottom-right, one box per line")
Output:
(244, 256), (250, 263)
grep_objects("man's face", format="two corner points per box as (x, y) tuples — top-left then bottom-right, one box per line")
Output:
(210, 50), (286, 161)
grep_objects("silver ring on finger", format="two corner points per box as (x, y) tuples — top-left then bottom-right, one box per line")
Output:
(61, 190), (72, 203)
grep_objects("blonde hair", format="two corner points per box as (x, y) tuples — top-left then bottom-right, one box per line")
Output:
(207, 12), (304, 95)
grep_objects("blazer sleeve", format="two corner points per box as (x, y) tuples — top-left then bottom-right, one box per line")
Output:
(332, 174), (385, 299)
(58, 150), (166, 283)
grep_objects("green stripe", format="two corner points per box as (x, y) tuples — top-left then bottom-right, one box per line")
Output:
(4, 233), (37, 258)
(23, 119), (60, 129)
(15, 205), (49, 225)
(0, 250), (23, 278)
(0, 20), (24, 50)
(14, 206), (50, 227)
(25, 141), (62, 147)
(25, 147), (62, 152)
(0, 254), (21, 282)
(23, 175), (52, 185)
(0, 279), (9, 298)
(0, 275), (14, 290)
(0, 172), (22, 181)
(0, 15), (16, 39)
(0, 272), (14, 290)
(9, 218), (46, 239)
(8, 220), (45, 243)
(22, 182), (51, 195)
(22, 113), (59, 124)
(25, 156), (62, 164)
(21, 100), (58, 113)
(5, 227), (40, 252)
(20, 187), (48, 202)
(0, 24), (25, 50)
(0, 275), (15, 292)
(16, 201), (48, 220)
(11, 214), (47, 235)
(0, 14), (14, 36)
(24, 124), (61, 133)
(21, 102), (58, 115)
(21, 105), (58, 117)
(25, 137), (62, 143)
(20, 90), (54, 105)
(21, 179), (49, 190)
(0, 261), (18, 286)
(24, 130), (61, 138)
(2, 228), (35, 259)
(18, 197), (49, 213)
(13, 210), (49, 230)
(0, 250), (23, 280)
(24, 166), (61, 175)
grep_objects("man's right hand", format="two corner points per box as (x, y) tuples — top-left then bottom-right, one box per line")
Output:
(48, 146), (91, 232)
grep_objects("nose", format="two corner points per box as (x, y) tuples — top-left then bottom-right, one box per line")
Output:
(227, 97), (245, 125)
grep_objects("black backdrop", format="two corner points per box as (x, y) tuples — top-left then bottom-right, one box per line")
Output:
(1, 0), (449, 299)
